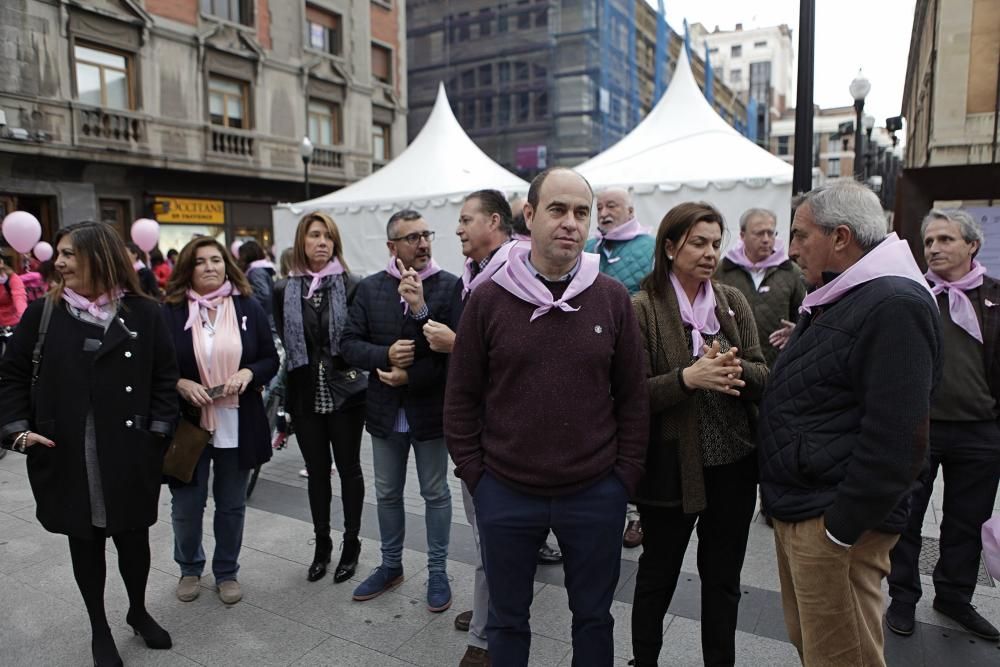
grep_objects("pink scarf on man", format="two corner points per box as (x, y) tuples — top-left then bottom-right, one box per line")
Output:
(800, 233), (933, 315)
(62, 287), (121, 321)
(291, 259), (344, 299)
(592, 217), (650, 252)
(462, 241), (516, 299)
(491, 245), (600, 321)
(669, 272), (720, 357)
(725, 238), (790, 271)
(187, 281), (241, 432)
(927, 261), (989, 343)
(385, 256), (443, 314)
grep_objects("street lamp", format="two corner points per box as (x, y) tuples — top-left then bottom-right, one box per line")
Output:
(849, 69), (871, 181)
(862, 113), (875, 180)
(299, 136), (314, 200)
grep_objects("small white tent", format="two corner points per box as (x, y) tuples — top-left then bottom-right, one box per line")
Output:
(272, 84), (529, 276)
(576, 49), (794, 245)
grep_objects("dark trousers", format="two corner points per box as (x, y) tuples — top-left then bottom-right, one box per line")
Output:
(632, 453), (758, 667)
(474, 472), (628, 667)
(294, 404), (366, 538)
(889, 420), (1000, 606)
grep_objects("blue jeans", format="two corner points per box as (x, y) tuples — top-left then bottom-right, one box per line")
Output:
(371, 433), (451, 574)
(170, 447), (250, 583)
(475, 472), (628, 666)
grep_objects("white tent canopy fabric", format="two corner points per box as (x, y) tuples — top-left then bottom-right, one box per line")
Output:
(576, 50), (794, 245)
(272, 83), (529, 276)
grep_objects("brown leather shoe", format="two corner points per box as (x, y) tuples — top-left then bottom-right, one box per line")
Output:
(454, 609), (473, 632)
(623, 520), (643, 548)
(459, 645), (490, 667)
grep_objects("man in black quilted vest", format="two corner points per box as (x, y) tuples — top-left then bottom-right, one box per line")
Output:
(886, 209), (1000, 642)
(757, 181), (941, 666)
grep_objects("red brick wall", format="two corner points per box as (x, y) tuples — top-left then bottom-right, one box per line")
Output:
(146, 0), (198, 25)
(257, 0), (271, 50)
(370, 1), (400, 94)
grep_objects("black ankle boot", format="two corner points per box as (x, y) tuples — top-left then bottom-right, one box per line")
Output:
(308, 535), (334, 582)
(92, 630), (123, 667)
(334, 537), (361, 584)
(126, 609), (172, 649)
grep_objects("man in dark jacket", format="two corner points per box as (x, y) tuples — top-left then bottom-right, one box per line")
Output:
(715, 207), (806, 367)
(757, 181), (941, 666)
(341, 209), (459, 612)
(886, 209), (1000, 641)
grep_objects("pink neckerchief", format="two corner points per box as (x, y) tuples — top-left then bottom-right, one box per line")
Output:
(462, 241), (515, 300)
(592, 217), (650, 252)
(133, 260), (145, 271)
(512, 233), (531, 242)
(249, 258), (275, 272)
(927, 261), (989, 343)
(669, 272), (721, 358)
(491, 245), (600, 321)
(191, 295), (241, 431)
(725, 238), (790, 271)
(385, 256), (443, 314)
(800, 233), (933, 315)
(290, 259), (344, 299)
(185, 281), (234, 331)
(62, 287), (121, 321)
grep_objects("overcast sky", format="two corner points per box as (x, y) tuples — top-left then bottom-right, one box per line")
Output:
(646, 0), (916, 126)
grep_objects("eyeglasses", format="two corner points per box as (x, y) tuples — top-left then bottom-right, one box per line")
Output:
(389, 231), (435, 245)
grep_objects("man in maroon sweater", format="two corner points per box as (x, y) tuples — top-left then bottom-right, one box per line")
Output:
(444, 167), (648, 666)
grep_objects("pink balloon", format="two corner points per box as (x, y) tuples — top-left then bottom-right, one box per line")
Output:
(2, 211), (42, 254)
(32, 241), (53, 262)
(230, 240), (243, 256)
(131, 218), (159, 252)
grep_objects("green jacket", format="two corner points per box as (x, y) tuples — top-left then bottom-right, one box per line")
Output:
(585, 234), (655, 295)
(714, 258), (807, 367)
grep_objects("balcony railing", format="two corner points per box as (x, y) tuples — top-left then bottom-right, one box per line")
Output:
(75, 106), (145, 146)
(312, 147), (344, 169)
(208, 125), (255, 160)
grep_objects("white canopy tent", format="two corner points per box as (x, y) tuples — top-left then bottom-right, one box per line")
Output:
(272, 83), (529, 276)
(576, 49), (794, 246)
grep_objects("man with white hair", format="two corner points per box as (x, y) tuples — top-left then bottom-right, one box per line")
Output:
(757, 181), (942, 666)
(585, 188), (654, 296)
(886, 209), (1000, 642)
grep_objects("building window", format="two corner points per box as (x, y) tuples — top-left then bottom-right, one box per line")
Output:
(498, 3), (508, 32)
(731, 44), (742, 58)
(499, 62), (511, 82)
(481, 97), (493, 127)
(516, 92), (530, 122)
(729, 69), (742, 84)
(308, 100), (342, 146)
(536, 8), (548, 27)
(306, 4), (342, 56)
(200, 0), (251, 25)
(827, 158), (840, 177)
(462, 100), (476, 127)
(754, 40), (767, 48)
(373, 122), (390, 162)
(74, 44), (132, 110)
(499, 94), (511, 125)
(536, 92), (548, 119)
(479, 9), (492, 36)
(515, 61), (529, 81)
(517, 11), (531, 29)
(777, 136), (789, 155)
(371, 43), (392, 85)
(461, 69), (475, 89)
(749, 61), (771, 103)
(208, 75), (248, 128)
(708, 47), (719, 54)
(479, 64), (492, 86)
(533, 63), (547, 80)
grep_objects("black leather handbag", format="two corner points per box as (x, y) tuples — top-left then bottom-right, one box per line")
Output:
(327, 366), (367, 411)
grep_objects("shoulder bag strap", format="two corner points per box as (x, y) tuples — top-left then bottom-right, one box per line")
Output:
(31, 295), (54, 389)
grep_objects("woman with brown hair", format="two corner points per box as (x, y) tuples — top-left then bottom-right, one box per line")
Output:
(273, 212), (366, 583)
(630, 202), (769, 667)
(161, 238), (278, 605)
(0, 221), (179, 666)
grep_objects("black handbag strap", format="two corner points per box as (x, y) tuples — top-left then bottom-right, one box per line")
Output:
(31, 296), (54, 389)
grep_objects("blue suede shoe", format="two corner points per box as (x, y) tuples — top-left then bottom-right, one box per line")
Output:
(352, 566), (404, 601)
(427, 572), (452, 612)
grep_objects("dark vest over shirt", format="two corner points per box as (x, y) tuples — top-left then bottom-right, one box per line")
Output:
(931, 288), (997, 421)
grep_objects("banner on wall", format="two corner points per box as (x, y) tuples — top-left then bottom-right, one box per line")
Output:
(966, 207), (1000, 277)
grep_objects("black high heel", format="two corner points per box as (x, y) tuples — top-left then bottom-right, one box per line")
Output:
(92, 632), (123, 667)
(333, 537), (361, 584)
(308, 535), (333, 582)
(126, 609), (172, 649)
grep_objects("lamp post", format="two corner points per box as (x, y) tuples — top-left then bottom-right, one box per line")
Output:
(299, 136), (314, 200)
(792, 0), (816, 194)
(862, 113), (875, 180)
(849, 69), (870, 181)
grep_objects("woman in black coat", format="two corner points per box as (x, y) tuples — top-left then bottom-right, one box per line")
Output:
(161, 237), (278, 606)
(274, 212), (366, 584)
(0, 221), (179, 667)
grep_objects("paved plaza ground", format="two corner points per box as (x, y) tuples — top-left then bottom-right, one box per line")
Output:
(2, 434), (999, 666)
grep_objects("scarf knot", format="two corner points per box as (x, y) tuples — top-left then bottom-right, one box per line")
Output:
(724, 238), (790, 272)
(491, 246), (600, 321)
(185, 281), (234, 331)
(62, 287), (121, 321)
(292, 259), (344, 299)
(927, 261), (988, 343)
(669, 272), (720, 357)
(592, 217), (649, 253)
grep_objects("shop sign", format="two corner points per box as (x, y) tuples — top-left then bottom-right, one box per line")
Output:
(154, 197), (225, 224)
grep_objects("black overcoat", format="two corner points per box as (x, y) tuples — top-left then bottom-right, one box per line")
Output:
(0, 294), (179, 538)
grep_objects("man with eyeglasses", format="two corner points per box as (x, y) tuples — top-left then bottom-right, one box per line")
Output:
(715, 207), (806, 368)
(341, 209), (459, 612)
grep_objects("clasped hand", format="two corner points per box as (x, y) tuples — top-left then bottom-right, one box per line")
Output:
(177, 368), (253, 407)
(681, 340), (745, 396)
